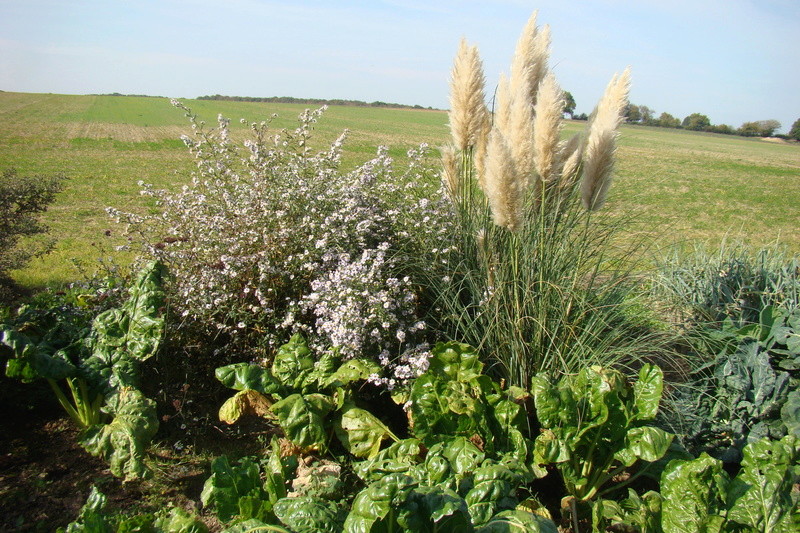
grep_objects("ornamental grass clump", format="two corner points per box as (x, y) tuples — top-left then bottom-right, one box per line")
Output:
(109, 103), (442, 387)
(415, 11), (670, 387)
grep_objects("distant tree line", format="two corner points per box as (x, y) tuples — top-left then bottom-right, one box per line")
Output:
(623, 103), (791, 139)
(196, 94), (437, 110)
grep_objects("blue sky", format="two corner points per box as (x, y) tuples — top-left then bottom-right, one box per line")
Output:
(1, 0), (798, 132)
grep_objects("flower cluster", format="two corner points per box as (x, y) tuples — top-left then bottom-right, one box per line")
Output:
(109, 103), (453, 385)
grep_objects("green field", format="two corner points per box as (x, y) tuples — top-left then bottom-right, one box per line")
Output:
(1, 91), (798, 288)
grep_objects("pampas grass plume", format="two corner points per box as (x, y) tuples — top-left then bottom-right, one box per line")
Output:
(441, 145), (459, 199)
(532, 72), (565, 183)
(484, 129), (523, 231)
(449, 38), (489, 152)
(581, 67), (631, 211)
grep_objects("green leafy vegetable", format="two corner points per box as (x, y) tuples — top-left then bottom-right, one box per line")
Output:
(531, 364), (673, 502)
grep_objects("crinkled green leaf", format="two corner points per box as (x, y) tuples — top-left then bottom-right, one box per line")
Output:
(270, 334), (315, 391)
(335, 405), (398, 459)
(219, 519), (289, 533)
(474, 509), (558, 533)
(727, 435), (800, 533)
(465, 464), (519, 527)
(427, 341), (484, 382)
(633, 364), (663, 421)
(215, 363), (281, 394)
(1, 327), (79, 382)
(395, 485), (472, 532)
(273, 496), (341, 533)
(660, 453), (729, 533)
(438, 437), (485, 476)
(153, 507), (209, 533)
(200, 455), (264, 523)
(60, 486), (112, 533)
(325, 358), (381, 388)
(352, 438), (423, 482)
(79, 387), (158, 481)
(343, 473), (416, 532)
(271, 393), (335, 450)
(91, 261), (165, 364)
(614, 426), (674, 467)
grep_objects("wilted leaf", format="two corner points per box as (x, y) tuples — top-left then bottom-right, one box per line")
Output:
(218, 389), (272, 424)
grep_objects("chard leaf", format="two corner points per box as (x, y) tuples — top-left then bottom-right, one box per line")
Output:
(438, 436), (485, 476)
(273, 497), (341, 533)
(427, 341), (484, 382)
(343, 473), (416, 532)
(200, 456), (264, 523)
(335, 405), (398, 458)
(352, 438), (423, 482)
(614, 426), (674, 467)
(271, 393), (335, 451)
(61, 486), (112, 533)
(475, 509), (558, 533)
(325, 358), (381, 388)
(271, 334), (315, 391)
(219, 520), (285, 533)
(633, 364), (663, 421)
(91, 261), (165, 364)
(153, 507), (209, 533)
(1, 331), (77, 382)
(218, 389), (272, 424)
(660, 454), (728, 533)
(395, 485), (472, 532)
(79, 387), (158, 481)
(530, 375), (571, 429)
(726, 435), (800, 533)
(465, 464), (520, 527)
(214, 363), (281, 395)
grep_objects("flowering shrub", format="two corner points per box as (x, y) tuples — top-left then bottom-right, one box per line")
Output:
(109, 102), (448, 385)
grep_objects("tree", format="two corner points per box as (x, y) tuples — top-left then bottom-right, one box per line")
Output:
(639, 105), (655, 125)
(657, 112), (680, 128)
(789, 118), (800, 141)
(562, 91), (576, 118)
(738, 119), (781, 137)
(682, 113), (711, 131)
(625, 104), (641, 123)
(0, 169), (65, 299)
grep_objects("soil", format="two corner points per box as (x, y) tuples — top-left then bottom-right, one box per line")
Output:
(0, 376), (273, 532)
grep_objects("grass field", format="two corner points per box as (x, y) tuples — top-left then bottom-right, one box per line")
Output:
(1, 91), (798, 288)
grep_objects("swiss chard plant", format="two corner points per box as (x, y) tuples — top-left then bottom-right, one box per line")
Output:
(0, 261), (166, 479)
(214, 333), (399, 458)
(530, 364), (674, 504)
(407, 341), (532, 461)
(58, 485), (208, 533)
(659, 435), (800, 533)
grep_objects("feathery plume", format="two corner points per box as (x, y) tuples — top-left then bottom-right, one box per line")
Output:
(556, 133), (585, 194)
(474, 110), (491, 188)
(507, 74), (535, 185)
(532, 72), (565, 183)
(581, 67), (631, 211)
(510, 13), (551, 108)
(493, 73), (512, 136)
(484, 129), (523, 231)
(449, 38), (489, 152)
(440, 144), (460, 199)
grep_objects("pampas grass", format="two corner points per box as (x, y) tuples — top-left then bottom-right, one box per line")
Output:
(448, 38), (490, 152)
(532, 73), (565, 184)
(581, 68), (631, 210)
(419, 11), (671, 387)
